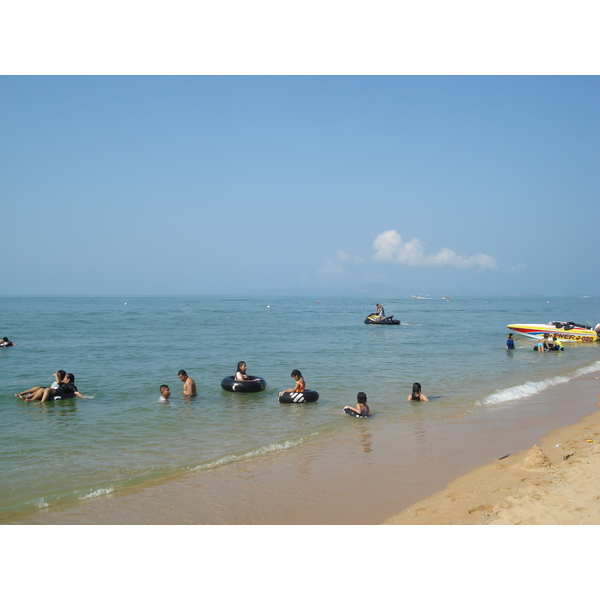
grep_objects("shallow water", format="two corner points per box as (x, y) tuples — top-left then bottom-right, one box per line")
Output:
(1, 295), (599, 521)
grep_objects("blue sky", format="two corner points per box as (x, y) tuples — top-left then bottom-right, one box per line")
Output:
(2, 76), (599, 295)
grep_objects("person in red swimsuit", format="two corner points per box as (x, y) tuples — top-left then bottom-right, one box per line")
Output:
(279, 369), (305, 397)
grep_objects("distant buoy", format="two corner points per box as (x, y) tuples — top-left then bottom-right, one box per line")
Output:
(267, 305), (271, 308)
(124, 303), (127, 305)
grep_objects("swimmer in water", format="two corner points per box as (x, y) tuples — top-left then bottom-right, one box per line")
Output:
(35, 373), (83, 403)
(344, 392), (371, 417)
(506, 333), (515, 350)
(178, 370), (197, 395)
(408, 382), (429, 402)
(16, 370), (67, 400)
(234, 361), (261, 382)
(278, 369), (305, 398)
(158, 385), (171, 404)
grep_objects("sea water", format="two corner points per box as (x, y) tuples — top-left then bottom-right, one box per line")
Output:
(1, 295), (599, 521)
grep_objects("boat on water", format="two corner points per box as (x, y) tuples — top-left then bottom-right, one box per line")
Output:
(364, 313), (400, 325)
(507, 321), (600, 343)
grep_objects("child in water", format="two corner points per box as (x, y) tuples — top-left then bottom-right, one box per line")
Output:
(278, 369), (305, 398)
(158, 385), (171, 404)
(235, 361), (261, 382)
(408, 382), (429, 402)
(344, 392), (371, 417)
(506, 333), (515, 350)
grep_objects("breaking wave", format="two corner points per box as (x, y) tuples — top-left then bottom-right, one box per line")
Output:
(479, 360), (600, 406)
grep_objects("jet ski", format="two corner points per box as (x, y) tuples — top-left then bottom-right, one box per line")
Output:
(364, 313), (400, 325)
(507, 321), (600, 343)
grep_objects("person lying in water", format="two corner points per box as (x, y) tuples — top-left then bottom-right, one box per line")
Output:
(278, 369), (305, 398)
(408, 382), (429, 402)
(16, 370), (67, 399)
(234, 361), (261, 382)
(24, 373), (84, 403)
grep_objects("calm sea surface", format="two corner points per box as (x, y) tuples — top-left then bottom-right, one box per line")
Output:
(1, 295), (599, 521)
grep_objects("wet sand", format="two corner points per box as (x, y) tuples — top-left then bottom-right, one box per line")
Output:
(385, 393), (600, 524)
(6, 373), (600, 525)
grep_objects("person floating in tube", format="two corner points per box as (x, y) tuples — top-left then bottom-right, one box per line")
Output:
(278, 369), (305, 399)
(235, 361), (262, 383)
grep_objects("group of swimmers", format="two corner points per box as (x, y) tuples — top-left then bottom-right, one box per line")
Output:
(505, 332), (565, 351)
(535, 333), (564, 352)
(15, 370), (83, 403)
(157, 361), (430, 418)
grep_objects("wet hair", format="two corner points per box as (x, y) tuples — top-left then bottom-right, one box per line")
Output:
(160, 384), (169, 394)
(237, 361), (246, 371)
(412, 382), (422, 397)
(507, 333), (513, 338)
(2, 337), (8, 342)
(357, 392), (367, 404)
(57, 370), (67, 380)
(178, 370), (187, 376)
(291, 369), (302, 379)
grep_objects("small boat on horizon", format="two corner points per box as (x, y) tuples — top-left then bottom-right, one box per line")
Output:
(507, 321), (600, 343)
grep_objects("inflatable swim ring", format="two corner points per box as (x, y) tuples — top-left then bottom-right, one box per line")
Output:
(278, 390), (319, 403)
(221, 375), (266, 393)
(344, 407), (370, 418)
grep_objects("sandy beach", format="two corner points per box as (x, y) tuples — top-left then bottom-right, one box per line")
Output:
(385, 394), (600, 525)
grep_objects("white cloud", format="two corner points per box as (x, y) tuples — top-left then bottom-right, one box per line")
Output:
(372, 230), (497, 270)
(510, 263), (528, 273)
(335, 251), (352, 263)
(317, 259), (347, 277)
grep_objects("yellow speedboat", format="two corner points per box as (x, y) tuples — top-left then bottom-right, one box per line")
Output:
(507, 321), (600, 343)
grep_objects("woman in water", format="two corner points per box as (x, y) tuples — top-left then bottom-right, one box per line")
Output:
(344, 392), (371, 417)
(408, 382), (429, 402)
(278, 369), (305, 398)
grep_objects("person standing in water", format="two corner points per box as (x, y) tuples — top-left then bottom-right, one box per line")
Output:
(506, 333), (515, 350)
(178, 370), (197, 395)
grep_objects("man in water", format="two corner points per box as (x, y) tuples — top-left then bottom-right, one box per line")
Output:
(178, 370), (197, 395)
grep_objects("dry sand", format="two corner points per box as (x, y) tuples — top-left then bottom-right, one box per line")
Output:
(384, 396), (600, 525)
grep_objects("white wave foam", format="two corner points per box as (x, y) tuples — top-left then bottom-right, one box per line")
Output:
(480, 360), (600, 406)
(192, 434), (318, 472)
(574, 361), (600, 376)
(78, 486), (115, 500)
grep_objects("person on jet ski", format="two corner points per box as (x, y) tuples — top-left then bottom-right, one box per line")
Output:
(375, 304), (391, 322)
